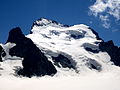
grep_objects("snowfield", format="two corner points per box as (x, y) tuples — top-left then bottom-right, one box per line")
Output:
(0, 70), (120, 90)
(0, 57), (119, 90)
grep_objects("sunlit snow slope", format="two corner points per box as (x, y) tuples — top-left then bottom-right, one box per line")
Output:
(27, 18), (115, 75)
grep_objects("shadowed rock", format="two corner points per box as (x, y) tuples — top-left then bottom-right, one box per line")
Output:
(7, 27), (57, 77)
(52, 54), (76, 69)
(0, 45), (6, 62)
(88, 27), (102, 40)
(83, 43), (100, 53)
(87, 59), (101, 71)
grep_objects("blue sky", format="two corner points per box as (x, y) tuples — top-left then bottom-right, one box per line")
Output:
(0, 0), (120, 45)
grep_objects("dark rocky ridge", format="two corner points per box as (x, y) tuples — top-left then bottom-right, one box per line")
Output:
(99, 40), (120, 66)
(88, 27), (102, 40)
(84, 28), (120, 66)
(7, 27), (57, 77)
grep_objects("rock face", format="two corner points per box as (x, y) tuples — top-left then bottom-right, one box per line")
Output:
(83, 43), (100, 53)
(99, 40), (120, 66)
(88, 27), (102, 40)
(7, 27), (57, 77)
(7, 27), (26, 57)
(0, 45), (6, 62)
(86, 59), (102, 71)
(52, 54), (76, 69)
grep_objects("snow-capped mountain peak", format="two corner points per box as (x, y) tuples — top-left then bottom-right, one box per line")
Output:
(0, 18), (120, 78)
(0, 18), (120, 90)
(32, 18), (69, 29)
(28, 18), (112, 74)
(34, 18), (55, 26)
(31, 18), (99, 41)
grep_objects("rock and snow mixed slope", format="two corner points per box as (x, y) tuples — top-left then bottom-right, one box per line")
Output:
(0, 18), (120, 90)
(27, 18), (113, 74)
(0, 18), (120, 77)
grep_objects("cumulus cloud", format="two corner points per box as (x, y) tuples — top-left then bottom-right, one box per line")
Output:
(89, 0), (120, 28)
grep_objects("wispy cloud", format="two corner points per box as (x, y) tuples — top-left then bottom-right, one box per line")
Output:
(89, 0), (120, 28)
(112, 29), (119, 32)
(99, 15), (110, 28)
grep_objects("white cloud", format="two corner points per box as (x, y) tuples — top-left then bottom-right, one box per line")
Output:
(99, 15), (110, 28)
(89, 0), (120, 28)
(99, 15), (108, 21)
